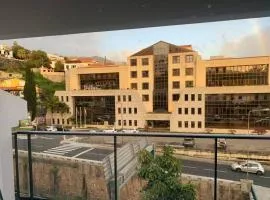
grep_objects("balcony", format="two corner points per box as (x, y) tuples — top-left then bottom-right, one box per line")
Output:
(10, 131), (270, 200)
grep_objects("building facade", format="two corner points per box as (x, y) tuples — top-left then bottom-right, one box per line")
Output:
(53, 41), (270, 133)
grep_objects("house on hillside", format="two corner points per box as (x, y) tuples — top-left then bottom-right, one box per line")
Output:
(47, 53), (65, 69)
(0, 78), (25, 97)
(0, 44), (13, 58)
(64, 57), (100, 71)
(0, 70), (22, 79)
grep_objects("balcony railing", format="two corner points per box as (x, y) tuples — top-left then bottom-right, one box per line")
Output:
(12, 131), (270, 200)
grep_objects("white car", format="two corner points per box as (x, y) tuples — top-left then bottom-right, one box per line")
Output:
(46, 126), (57, 132)
(231, 161), (264, 175)
(103, 129), (117, 133)
(122, 129), (139, 133)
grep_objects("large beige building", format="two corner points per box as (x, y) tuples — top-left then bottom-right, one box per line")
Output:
(52, 41), (270, 133)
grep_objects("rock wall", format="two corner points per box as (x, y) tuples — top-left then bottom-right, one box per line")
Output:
(40, 71), (65, 83)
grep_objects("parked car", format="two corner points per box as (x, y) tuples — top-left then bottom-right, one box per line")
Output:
(231, 161), (264, 175)
(45, 126), (57, 132)
(183, 138), (195, 148)
(217, 138), (227, 149)
(122, 129), (139, 133)
(103, 128), (117, 133)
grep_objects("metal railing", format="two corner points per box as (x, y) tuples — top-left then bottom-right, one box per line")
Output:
(13, 131), (270, 200)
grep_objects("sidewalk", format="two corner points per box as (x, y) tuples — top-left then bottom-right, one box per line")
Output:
(253, 185), (270, 200)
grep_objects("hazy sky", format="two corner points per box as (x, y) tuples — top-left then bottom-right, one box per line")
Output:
(1, 17), (270, 61)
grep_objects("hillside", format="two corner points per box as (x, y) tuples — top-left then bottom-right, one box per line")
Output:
(0, 57), (26, 73)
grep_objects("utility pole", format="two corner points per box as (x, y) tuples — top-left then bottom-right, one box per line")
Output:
(80, 107), (82, 128)
(75, 106), (78, 128)
(84, 107), (87, 128)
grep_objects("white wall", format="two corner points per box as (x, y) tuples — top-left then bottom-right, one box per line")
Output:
(0, 90), (27, 200)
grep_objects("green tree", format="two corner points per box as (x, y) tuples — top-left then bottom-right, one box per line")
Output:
(138, 146), (196, 200)
(23, 67), (37, 121)
(28, 50), (51, 68)
(17, 48), (30, 60)
(54, 60), (64, 72)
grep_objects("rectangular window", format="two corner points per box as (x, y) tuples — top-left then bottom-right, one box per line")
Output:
(142, 58), (149, 66)
(131, 71), (137, 78)
(198, 121), (202, 128)
(172, 68), (180, 76)
(123, 120), (126, 126)
(123, 108), (126, 114)
(172, 56), (180, 64)
(61, 96), (64, 101)
(118, 108), (121, 114)
(185, 108), (188, 115)
(191, 121), (195, 128)
(172, 94), (180, 101)
(142, 82), (149, 90)
(128, 95), (132, 101)
(57, 119), (60, 124)
(134, 108), (137, 114)
(185, 121), (188, 128)
(134, 120), (137, 126)
(178, 108), (182, 114)
(52, 118), (55, 124)
(172, 81), (180, 89)
(118, 95), (121, 102)
(142, 70), (149, 77)
(123, 95), (126, 102)
(185, 68), (194, 76)
(185, 55), (194, 63)
(198, 94), (202, 101)
(178, 121), (182, 128)
(131, 83), (137, 89)
(130, 58), (137, 66)
(118, 120), (121, 126)
(129, 107), (132, 114)
(191, 94), (195, 101)
(185, 94), (188, 101)
(191, 108), (195, 115)
(142, 95), (149, 101)
(66, 96), (69, 102)
(198, 108), (202, 115)
(185, 81), (194, 88)
(62, 119), (65, 124)
(67, 119), (69, 125)
(129, 120), (132, 126)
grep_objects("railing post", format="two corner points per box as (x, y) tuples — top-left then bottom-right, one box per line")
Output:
(14, 133), (20, 199)
(214, 138), (218, 200)
(114, 135), (118, 200)
(27, 133), (34, 200)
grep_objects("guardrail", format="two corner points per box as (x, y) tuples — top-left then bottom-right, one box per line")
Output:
(13, 131), (270, 200)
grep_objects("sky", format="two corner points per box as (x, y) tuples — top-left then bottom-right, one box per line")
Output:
(1, 17), (270, 62)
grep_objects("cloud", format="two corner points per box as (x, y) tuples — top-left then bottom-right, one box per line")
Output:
(220, 27), (270, 57)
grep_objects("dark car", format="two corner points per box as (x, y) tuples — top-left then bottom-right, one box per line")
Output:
(183, 138), (195, 148)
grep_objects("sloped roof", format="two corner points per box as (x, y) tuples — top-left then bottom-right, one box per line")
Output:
(131, 41), (194, 57)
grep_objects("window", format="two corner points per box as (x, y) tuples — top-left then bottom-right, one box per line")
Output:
(62, 119), (65, 124)
(185, 68), (194, 76)
(198, 108), (202, 115)
(131, 71), (137, 78)
(118, 120), (121, 126)
(118, 108), (121, 114)
(142, 58), (149, 66)
(186, 55), (194, 63)
(118, 95), (121, 102)
(172, 69), (180, 76)
(66, 96), (69, 102)
(198, 121), (202, 128)
(191, 121), (195, 128)
(185, 81), (194, 88)
(123, 95), (126, 102)
(61, 96), (64, 101)
(130, 58), (137, 66)
(172, 56), (180, 64)
(191, 108), (195, 115)
(131, 83), (137, 89)
(134, 120), (138, 126)
(185, 108), (188, 115)
(178, 108), (182, 114)
(67, 119), (69, 125)
(142, 82), (149, 90)
(52, 118), (55, 124)
(178, 121), (182, 128)
(134, 108), (137, 114)
(185, 121), (188, 128)
(129, 120), (132, 126)
(57, 119), (60, 124)
(123, 108), (126, 114)
(129, 107), (132, 114)
(142, 70), (149, 77)
(185, 94), (188, 101)
(142, 95), (149, 101)
(127, 96), (131, 102)
(172, 94), (180, 101)
(123, 120), (126, 126)
(172, 81), (180, 89)
(191, 94), (195, 101)
(198, 94), (202, 101)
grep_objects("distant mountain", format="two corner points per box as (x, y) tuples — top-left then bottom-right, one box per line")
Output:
(91, 56), (115, 65)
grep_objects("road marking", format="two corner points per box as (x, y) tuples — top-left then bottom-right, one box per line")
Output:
(262, 176), (270, 179)
(72, 148), (94, 158)
(203, 168), (226, 173)
(43, 144), (81, 155)
(183, 166), (197, 169)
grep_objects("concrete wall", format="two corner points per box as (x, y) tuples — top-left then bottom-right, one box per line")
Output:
(40, 71), (65, 83)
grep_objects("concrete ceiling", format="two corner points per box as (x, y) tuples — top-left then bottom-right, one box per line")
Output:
(0, 0), (270, 39)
